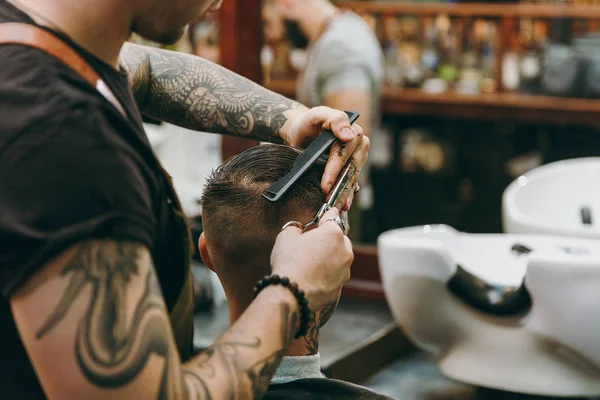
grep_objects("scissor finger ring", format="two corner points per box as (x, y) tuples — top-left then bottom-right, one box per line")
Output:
(281, 221), (304, 231)
(324, 216), (346, 233)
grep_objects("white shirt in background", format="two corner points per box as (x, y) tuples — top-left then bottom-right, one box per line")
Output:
(144, 122), (222, 218)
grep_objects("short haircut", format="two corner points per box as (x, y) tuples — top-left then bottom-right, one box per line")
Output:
(201, 144), (326, 268)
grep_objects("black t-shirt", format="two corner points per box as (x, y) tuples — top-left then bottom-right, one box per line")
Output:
(266, 379), (398, 400)
(0, 1), (192, 397)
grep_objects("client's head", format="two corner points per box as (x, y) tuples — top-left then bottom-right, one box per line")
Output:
(199, 144), (346, 330)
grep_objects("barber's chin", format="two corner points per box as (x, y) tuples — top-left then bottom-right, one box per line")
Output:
(158, 28), (187, 45)
(138, 27), (186, 46)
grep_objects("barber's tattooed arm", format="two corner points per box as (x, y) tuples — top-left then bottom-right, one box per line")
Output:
(10, 240), (299, 399)
(119, 42), (306, 142)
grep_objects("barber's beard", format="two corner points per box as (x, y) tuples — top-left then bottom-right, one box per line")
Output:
(284, 20), (309, 49)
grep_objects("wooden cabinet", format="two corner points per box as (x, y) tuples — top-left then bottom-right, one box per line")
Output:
(218, 0), (262, 160)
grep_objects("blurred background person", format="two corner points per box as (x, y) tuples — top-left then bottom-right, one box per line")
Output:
(262, 0), (384, 242)
(262, 2), (295, 82)
(189, 19), (220, 63)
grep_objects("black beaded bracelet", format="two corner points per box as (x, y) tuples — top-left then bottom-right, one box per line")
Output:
(253, 275), (311, 339)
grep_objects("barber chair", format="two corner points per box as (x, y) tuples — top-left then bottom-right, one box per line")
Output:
(378, 224), (600, 397)
(503, 157), (600, 238)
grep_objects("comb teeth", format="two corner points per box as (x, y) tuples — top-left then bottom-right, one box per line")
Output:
(263, 131), (336, 201)
(262, 111), (360, 202)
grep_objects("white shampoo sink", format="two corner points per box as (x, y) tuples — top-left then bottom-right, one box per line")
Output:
(378, 224), (600, 396)
(503, 157), (600, 238)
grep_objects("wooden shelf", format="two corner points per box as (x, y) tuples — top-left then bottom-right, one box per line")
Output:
(219, 0), (261, 160)
(337, 1), (600, 19)
(266, 79), (600, 127)
(383, 87), (600, 127)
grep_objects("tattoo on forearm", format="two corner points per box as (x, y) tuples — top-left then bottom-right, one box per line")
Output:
(119, 44), (302, 142)
(319, 302), (337, 328)
(183, 303), (297, 399)
(184, 304), (298, 399)
(302, 301), (337, 355)
(37, 241), (298, 399)
(303, 314), (319, 356)
(246, 303), (297, 398)
(183, 338), (262, 399)
(118, 46), (152, 106)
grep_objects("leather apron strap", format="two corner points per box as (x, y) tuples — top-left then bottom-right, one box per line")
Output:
(0, 22), (126, 117)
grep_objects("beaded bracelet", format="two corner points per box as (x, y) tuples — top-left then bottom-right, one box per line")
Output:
(253, 274), (311, 338)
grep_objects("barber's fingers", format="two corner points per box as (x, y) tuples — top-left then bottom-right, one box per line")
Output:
(317, 207), (353, 277)
(335, 189), (355, 211)
(323, 134), (369, 207)
(285, 107), (354, 147)
(323, 126), (368, 193)
(317, 207), (340, 228)
(340, 170), (361, 211)
(325, 109), (360, 142)
(303, 106), (357, 142)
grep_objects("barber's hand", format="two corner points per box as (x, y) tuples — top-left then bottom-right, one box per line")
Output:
(282, 106), (370, 210)
(271, 207), (353, 311)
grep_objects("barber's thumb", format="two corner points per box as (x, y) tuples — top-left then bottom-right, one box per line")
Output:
(318, 207), (340, 227)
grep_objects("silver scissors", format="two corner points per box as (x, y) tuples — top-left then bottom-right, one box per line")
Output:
(281, 160), (356, 234)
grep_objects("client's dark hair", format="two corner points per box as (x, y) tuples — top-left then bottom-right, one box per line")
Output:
(201, 144), (326, 266)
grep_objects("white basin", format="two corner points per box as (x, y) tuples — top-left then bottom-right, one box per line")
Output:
(378, 224), (600, 396)
(503, 157), (600, 238)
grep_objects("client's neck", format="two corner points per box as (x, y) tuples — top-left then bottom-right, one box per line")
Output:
(228, 302), (319, 357)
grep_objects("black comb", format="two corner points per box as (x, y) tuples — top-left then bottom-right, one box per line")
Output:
(262, 110), (360, 202)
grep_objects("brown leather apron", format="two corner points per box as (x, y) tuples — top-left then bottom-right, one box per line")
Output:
(0, 22), (195, 361)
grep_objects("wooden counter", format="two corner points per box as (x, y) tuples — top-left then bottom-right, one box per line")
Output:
(338, 2), (600, 19)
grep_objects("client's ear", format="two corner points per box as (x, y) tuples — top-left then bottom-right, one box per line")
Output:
(198, 232), (215, 272)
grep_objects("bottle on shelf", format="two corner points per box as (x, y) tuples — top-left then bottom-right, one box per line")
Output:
(260, 46), (274, 86)
(541, 1), (580, 96)
(456, 19), (483, 94)
(435, 14), (459, 88)
(502, 34), (521, 92)
(399, 16), (425, 88)
(382, 15), (404, 88)
(420, 16), (450, 94)
(518, 18), (543, 94)
(479, 19), (498, 93)
(421, 18), (440, 76)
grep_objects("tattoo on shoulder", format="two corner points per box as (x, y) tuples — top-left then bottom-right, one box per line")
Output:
(37, 240), (298, 399)
(120, 45), (300, 142)
(36, 241), (188, 397)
